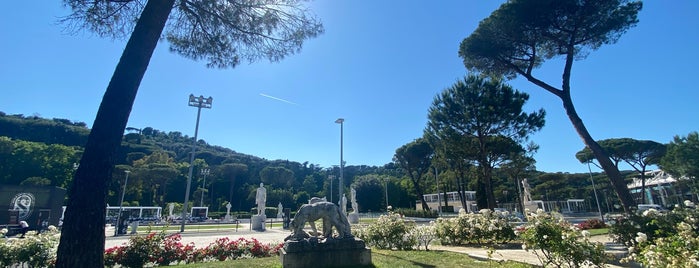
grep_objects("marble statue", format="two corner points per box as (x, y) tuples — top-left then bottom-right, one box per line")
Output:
(341, 194), (347, 214)
(256, 183), (267, 216)
(277, 202), (284, 219)
(286, 201), (352, 241)
(351, 188), (358, 213)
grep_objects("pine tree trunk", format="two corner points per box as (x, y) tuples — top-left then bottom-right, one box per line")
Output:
(55, 1), (176, 267)
(560, 93), (636, 212)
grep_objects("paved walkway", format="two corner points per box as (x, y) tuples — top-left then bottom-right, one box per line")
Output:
(105, 223), (289, 249)
(430, 235), (632, 268)
(105, 224), (634, 267)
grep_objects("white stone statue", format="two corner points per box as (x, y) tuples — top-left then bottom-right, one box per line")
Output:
(168, 203), (174, 217)
(286, 201), (352, 240)
(225, 202), (232, 220)
(341, 194), (347, 214)
(522, 178), (532, 203)
(256, 183), (267, 216)
(277, 202), (284, 219)
(351, 187), (358, 213)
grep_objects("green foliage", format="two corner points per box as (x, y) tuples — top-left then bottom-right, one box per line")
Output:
(518, 210), (607, 268)
(425, 74), (544, 209)
(393, 208), (437, 218)
(0, 226), (60, 267)
(354, 213), (418, 250)
(612, 204), (699, 267)
(433, 209), (516, 245)
(459, 0), (642, 79)
(352, 175), (386, 212)
(661, 132), (699, 194)
(394, 138), (433, 211)
(0, 113), (89, 146)
(0, 136), (79, 187)
(104, 230), (281, 267)
(609, 204), (696, 247)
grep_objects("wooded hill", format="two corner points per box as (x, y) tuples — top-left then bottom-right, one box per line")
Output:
(0, 112), (633, 214)
(0, 112), (407, 214)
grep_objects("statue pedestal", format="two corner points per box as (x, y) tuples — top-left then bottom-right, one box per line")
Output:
(348, 213), (359, 224)
(280, 237), (371, 268)
(251, 215), (266, 231)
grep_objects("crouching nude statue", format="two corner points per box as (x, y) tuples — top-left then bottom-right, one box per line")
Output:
(285, 201), (353, 241)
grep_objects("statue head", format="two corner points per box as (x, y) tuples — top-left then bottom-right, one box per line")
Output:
(260, 182), (264, 187)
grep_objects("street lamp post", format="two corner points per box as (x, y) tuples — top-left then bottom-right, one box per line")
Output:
(199, 168), (210, 207)
(181, 94), (213, 232)
(587, 162), (604, 222)
(335, 118), (344, 205)
(115, 170), (130, 236)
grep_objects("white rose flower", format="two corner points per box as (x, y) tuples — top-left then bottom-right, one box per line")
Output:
(635, 232), (647, 243)
(685, 200), (695, 208)
(581, 230), (590, 238)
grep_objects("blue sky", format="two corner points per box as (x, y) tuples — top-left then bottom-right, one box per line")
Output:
(1, 1), (697, 174)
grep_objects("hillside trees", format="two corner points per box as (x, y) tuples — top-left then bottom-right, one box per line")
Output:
(425, 75), (544, 209)
(56, 0), (323, 266)
(576, 138), (665, 204)
(351, 175), (385, 212)
(218, 163), (249, 210)
(0, 137), (79, 188)
(459, 0), (642, 211)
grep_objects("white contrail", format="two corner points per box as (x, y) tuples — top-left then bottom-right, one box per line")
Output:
(259, 93), (299, 105)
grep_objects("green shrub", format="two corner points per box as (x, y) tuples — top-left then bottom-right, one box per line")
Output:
(576, 218), (606, 230)
(613, 203), (699, 267)
(0, 226), (60, 267)
(609, 206), (687, 247)
(105, 231), (282, 267)
(433, 209), (515, 245)
(518, 210), (607, 268)
(393, 208), (438, 218)
(356, 213), (418, 250)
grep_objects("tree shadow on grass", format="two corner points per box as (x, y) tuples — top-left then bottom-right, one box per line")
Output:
(370, 251), (436, 268)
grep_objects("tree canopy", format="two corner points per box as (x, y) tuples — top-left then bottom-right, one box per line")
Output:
(424, 75), (544, 209)
(576, 138), (665, 204)
(394, 138), (433, 211)
(661, 132), (699, 195)
(458, 0), (642, 211)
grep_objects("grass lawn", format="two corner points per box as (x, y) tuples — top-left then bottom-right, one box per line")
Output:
(174, 249), (534, 267)
(588, 228), (609, 236)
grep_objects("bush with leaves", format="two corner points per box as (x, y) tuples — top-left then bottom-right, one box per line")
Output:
(518, 209), (607, 268)
(433, 209), (516, 245)
(354, 213), (417, 250)
(104, 231), (281, 267)
(609, 205), (689, 247)
(0, 226), (60, 267)
(393, 208), (438, 218)
(615, 202), (699, 267)
(410, 224), (436, 250)
(576, 218), (606, 230)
